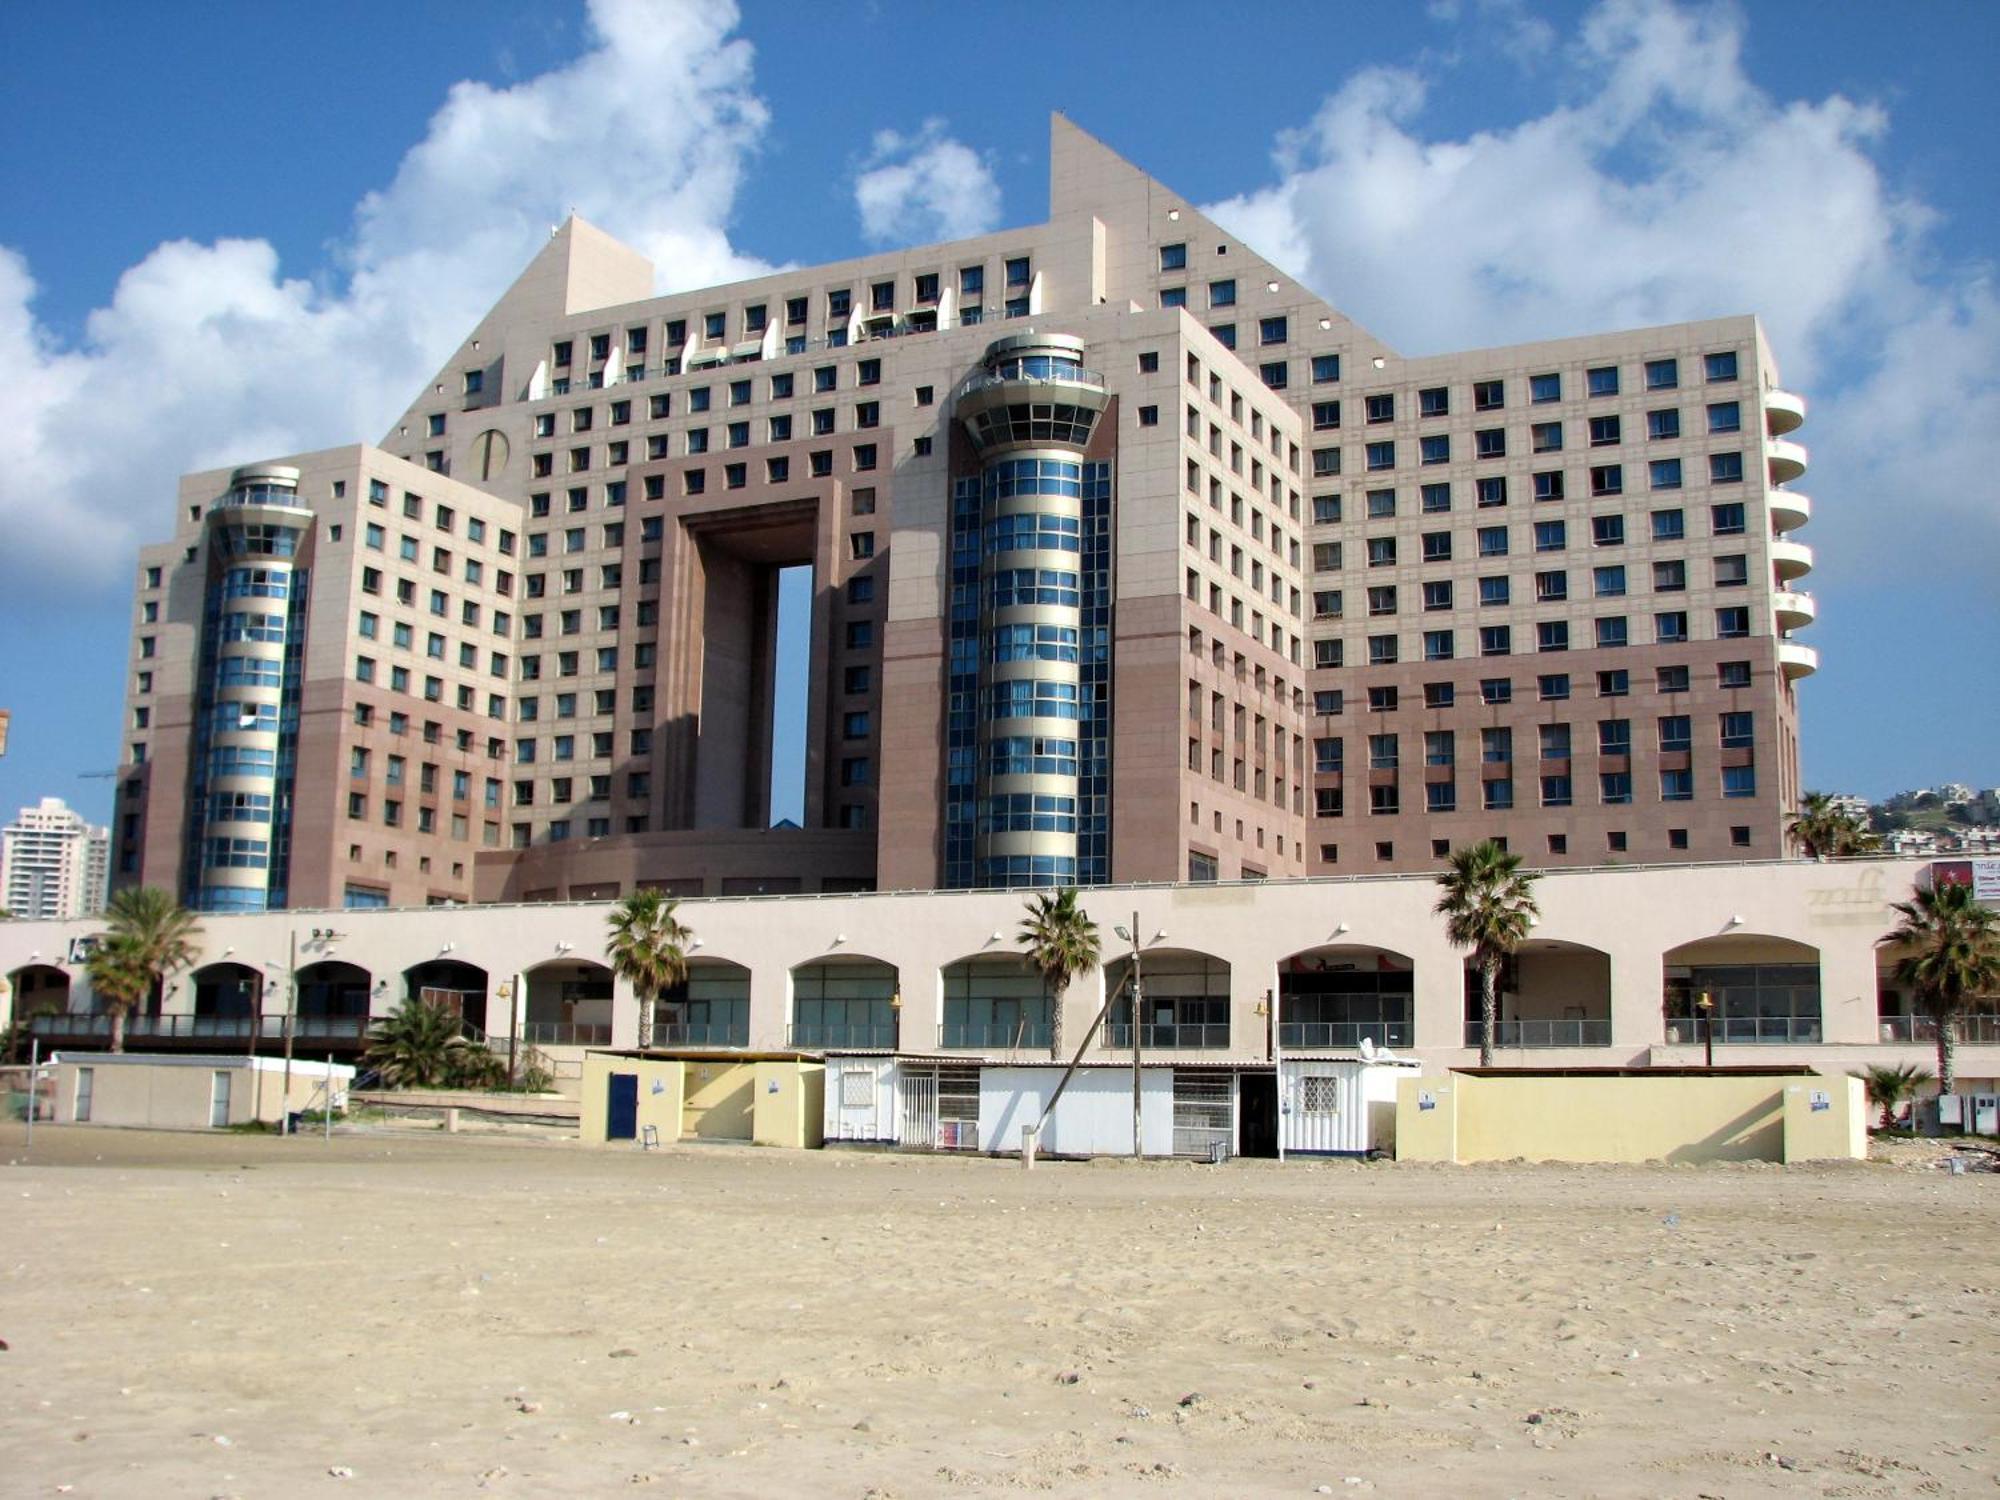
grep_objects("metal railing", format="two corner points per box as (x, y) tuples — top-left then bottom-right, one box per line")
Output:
(1102, 1022), (1231, 1050)
(517, 1021), (612, 1047)
(1694, 1017), (1822, 1044)
(1279, 1020), (1412, 1049)
(651, 1020), (749, 1048)
(787, 1022), (898, 1050)
(29, 1013), (370, 1044)
(959, 367), (1105, 399)
(1464, 1018), (1613, 1048)
(1877, 1015), (2000, 1044)
(938, 1021), (1053, 1050)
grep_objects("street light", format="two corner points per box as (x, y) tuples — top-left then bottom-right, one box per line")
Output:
(1113, 915), (1151, 1160)
(1697, 989), (1716, 1068)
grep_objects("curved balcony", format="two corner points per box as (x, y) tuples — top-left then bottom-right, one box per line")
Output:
(1769, 538), (1814, 582)
(1764, 388), (1807, 435)
(1769, 489), (1811, 532)
(1773, 589), (1817, 629)
(1777, 639), (1819, 679)
(1767, 437), (1809, 485)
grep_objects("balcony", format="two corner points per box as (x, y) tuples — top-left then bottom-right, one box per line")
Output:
(1463, 1018), (1613, 1048)
(1664, 1016), (1823, 1044)
(1278, 1020), (1413, 1050)
(29, 1012), (373, 1046)
(651, 1021), (749, 1048)
(1103, 1023), (1231, 1050)
(787, 1021), (899, 1050)
(939, 1020), (1054, 1050)
(1769, 489), (1811, 531)
(1763, 388), (1807, 436)
(1773, 590), (1817, 629)
(1776, 639), (1819, 679)
(518, 1021), (612, 1047)
(1766, 437), (1809, 484)
(1769, 538), (1814, 582)
(1878, 1015), (2000, 1044)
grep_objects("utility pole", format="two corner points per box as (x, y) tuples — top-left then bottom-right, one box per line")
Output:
(1129, 910), (1143, 1160)
(282, 930), (297, 1132)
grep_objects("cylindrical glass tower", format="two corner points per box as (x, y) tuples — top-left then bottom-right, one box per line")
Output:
(957, 334), (1108, 888)
(184, 464), (310, 911)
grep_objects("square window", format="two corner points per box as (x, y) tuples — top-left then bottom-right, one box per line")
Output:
(1473, 379), (1505, 411)
(1311, 354), (1341, 384)
(1160, 242), (1187, 271)
(1418, 386), (1449, 418)
(1587, 365), (1620, 397)
(1480, 677), (1513, 705)
(1530, 371), (1561, 403)
(1259, 315), (1288, 345)
(1645, 357), (1679, 390)
(1706, 350), (1739, 382)
(1210, 278), (1237, 308)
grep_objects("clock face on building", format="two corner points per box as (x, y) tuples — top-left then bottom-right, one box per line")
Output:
(472, 429), (510, 482)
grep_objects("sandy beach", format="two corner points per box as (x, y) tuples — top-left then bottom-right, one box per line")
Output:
(1, 1123), (1994, 1498)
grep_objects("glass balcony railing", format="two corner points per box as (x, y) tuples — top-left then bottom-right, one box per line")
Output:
(1102, 1022), (1231, 1050)
(651, 1020), (749, 1048)
(1463, 1018), (1613, 1048)
(1876, 1015), (2000, 1044)
(1279, 1020), (1413, 1050)
(787, 1021), (899, 1050)
(939, 1021), (1053, 1049)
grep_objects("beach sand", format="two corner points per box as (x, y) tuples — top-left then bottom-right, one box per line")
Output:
(1, 1123), (1993, 1497)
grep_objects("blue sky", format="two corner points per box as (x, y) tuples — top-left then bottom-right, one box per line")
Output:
(1, 0), (1995, 829)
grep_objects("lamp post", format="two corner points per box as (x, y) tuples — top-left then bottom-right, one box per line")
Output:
(1697, 989), (1716, 1069)
(1114, 914), (1145, 1160)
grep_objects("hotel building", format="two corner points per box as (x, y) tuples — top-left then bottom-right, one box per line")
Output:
(111, 118), (1817, 912)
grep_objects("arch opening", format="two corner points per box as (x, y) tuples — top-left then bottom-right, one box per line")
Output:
(1662, 934), (1822, 1045)
(655, 957), (751, 1048)
(521, 959), (614, 1047)
(403, 960), (492, 1036)
(1278, 946), (1413, 1050)
(940, 954), (1049, 1051)
(1461, 941), (1612, 1049)
(790, 957), (899, 1050)
(1105, 949), (1230, 1050)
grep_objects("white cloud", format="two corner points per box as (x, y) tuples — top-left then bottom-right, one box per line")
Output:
(852, 119), (1002, 247)
(1207, 0), (1999, 585)
(0, 0), (774, 596)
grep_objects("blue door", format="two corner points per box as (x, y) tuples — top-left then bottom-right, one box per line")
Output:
(607, 1072), (639, 1140)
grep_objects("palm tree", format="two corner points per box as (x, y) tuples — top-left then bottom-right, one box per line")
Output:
(86, 886), (202, 1053)
(1788, 792), (1881, 860)
(1435, 840), (1541, 1067)
(83, 935), (153, 1053)
(1853, 1062), (1932, 1132)
(365, 997), (496, 1088)
(604, 889), (691, 1049)
(1884, 879), (2000, 1097)
(1017, 888), (1102, 1059)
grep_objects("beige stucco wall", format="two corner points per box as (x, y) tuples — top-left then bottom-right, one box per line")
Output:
(49, 1059), (339, 1129)
(10, 857), (1993, 1084)
(1396, 1069), (1866, 1164)
(1780, 1073), (1867, 1162)
(579, 1053), (684, 1147)
(752, 1061), (825, 1149)
(682, 1059), (755, 1139)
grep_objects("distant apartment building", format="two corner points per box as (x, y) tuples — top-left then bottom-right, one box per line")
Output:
(3, 797), (109, 920)
(113, 119), (1817, 912)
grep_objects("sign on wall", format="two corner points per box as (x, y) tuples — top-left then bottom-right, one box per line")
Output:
(1930, 859), (2000, 906)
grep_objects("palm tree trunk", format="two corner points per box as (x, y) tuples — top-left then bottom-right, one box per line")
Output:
(1937, 1016), (1957, 1104)
(110, 1004), (127, 1055)
(1478, 957), (1497, 1068)
(1047, 981), (1063, 1061)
